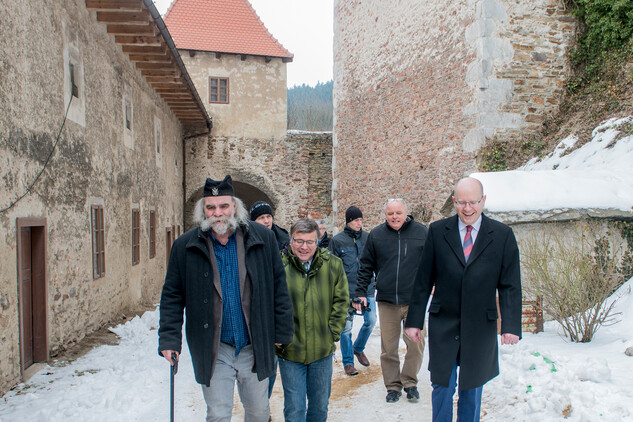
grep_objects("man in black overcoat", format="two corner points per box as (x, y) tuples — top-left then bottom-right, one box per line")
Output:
(158, 175), (293, 421)
(405, 177), (522, 422)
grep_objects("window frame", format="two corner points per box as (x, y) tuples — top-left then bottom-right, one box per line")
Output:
(132, 208), (140, 265)
(209, 77), (229, 104)
(91, 205), (105, 279)
(149, 210), (156, 259)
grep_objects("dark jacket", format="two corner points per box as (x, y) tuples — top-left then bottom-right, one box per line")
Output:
(277, 247), (349, 364)
(271, 223), (289, 251)
(356, 216), (428, 305)
(328, 226), (376, 298)
(158, 221), (294, 385)
(318, 232), (330, 249)
(405, 214), (522, 390)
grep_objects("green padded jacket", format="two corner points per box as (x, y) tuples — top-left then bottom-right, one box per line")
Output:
(277, 247), (349, 364)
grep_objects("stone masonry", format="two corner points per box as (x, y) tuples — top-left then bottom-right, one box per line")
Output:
(333, 0), (576, 227)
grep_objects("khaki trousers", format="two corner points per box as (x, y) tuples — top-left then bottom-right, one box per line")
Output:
(378, 301), (425, 391)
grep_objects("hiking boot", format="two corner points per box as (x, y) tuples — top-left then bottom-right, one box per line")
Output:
(386, 390), (402, 403)
(404, 386), (420, 402)
(354, 350), (370, 367)
(344, 364), (359, 376)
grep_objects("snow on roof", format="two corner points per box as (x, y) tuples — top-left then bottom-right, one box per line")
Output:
(473, 116), (633, 214)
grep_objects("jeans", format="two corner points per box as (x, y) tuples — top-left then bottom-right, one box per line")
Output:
(201, 343), (269, 422)
(431, 361), (483, 422)
(267, 355), (278, 398)
(278, 354), (333, 422)
(340, 297), (377, 366)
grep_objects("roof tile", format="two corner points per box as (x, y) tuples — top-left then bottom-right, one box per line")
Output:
(164, 0), (293, 59)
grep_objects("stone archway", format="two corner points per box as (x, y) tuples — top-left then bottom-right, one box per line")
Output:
(184, 181), (277, 232)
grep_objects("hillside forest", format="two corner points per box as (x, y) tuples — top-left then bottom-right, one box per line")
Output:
(287, 80), (333, 131)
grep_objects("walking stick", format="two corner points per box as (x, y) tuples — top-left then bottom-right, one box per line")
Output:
(170, 352), (179, 422)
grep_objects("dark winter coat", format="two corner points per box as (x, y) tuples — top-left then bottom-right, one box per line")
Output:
(328, 226), (375, 298)
(356, 216), (428, 305)
(271, 223), (289, 251)
(158, 221), (294, 385)
(277, 247), (349, 364)
(405, 214), (522, 390)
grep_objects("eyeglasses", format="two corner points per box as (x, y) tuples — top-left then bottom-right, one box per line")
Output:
(454, 197), (484, 208)
(292, 238), (317, 247)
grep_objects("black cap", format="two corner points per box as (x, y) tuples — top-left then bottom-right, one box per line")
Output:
(345, 206), (363, 224)
(250, 201), (273, 221)
(203, 175), (234, 197)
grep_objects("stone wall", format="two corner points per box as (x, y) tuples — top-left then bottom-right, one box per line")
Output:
(333, 0), (577, 228)
(181, 51), (288, 140)
(0, 0), (185, 394)
(184, 132), (333, 232)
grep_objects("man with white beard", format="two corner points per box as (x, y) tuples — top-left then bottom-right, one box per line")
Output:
(158, 175), (294, 422)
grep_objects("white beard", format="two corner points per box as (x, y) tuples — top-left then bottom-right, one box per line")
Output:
(200, 215), (238, 236)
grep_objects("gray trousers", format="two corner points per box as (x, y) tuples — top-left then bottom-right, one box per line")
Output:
(201, 343), (269, 422)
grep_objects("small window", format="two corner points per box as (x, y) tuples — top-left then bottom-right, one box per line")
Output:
(166, 227), (173, 266)
(154, 116), (163, 168)
(125, 99), (133, 131)
(209, 77), (229, 104)
(149, 210), (156, 259)
(132, 208), (140, 265)
(91, 205), (105, 279)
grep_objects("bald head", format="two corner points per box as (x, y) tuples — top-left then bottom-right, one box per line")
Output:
(453, 177), (486, 225)
(454, 177), (484, 197)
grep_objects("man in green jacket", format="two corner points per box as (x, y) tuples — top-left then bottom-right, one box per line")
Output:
(277, 218), (349, 422)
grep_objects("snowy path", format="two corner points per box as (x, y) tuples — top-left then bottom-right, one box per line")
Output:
(1, 278), (632, 421)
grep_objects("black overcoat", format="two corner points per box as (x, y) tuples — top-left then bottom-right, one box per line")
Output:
(405, 214), (522, 390)
(158, 221), (294, 385)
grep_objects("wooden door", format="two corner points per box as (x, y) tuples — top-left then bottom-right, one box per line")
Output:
(19, 227), (34, 368)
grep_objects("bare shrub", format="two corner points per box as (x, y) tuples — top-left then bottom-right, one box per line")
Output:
(522, 223), (626, 342)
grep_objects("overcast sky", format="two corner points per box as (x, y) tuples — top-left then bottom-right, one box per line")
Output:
(152, 0), (334, 88)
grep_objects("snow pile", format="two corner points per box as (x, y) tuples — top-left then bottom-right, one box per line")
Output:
(473, 116), (633, 213)
(483, 278), (633, 421)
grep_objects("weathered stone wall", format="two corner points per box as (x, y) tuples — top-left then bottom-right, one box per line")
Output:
(333, 0), (577, 228)
(184, 132), (333, 233)
(181, 51), (288, 140)
(0, 0), (184, 394)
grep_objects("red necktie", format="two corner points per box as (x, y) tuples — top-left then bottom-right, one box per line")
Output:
(463, 225), (473, 262)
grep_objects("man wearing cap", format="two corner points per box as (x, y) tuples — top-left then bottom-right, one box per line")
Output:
(158, 175), (294, 422)
(328, 206), (377, 376)
(250, 200), (290, 251)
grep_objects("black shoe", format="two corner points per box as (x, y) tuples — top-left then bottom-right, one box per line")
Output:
(404, 386), (420, 402)
(386, 390), (402, 403)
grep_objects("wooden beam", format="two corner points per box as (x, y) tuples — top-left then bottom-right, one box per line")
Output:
(85, 0), (142, 11)
(115, 35), (161, 46)
(141, 69), (181, 78)
(107, 23), (156, 36)
(164, 98), (198, 104)
(146, 77), (183, 84)
(122, 45), (167, 54)
(153, 88), (191, 93)
(96, 11), (151, 24)
(128, 53), (172, 62)
(136, 61), (177, 70)
(149, 83), (188, 89)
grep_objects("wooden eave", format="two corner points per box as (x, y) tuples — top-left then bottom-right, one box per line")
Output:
(86, 0), (211, 129)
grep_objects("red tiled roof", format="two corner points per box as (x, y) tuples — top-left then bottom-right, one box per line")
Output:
(164, 0), (293, 59)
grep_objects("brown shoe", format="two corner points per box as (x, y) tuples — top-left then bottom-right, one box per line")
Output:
(354, 351), (370, 367)
(344, 364), (359, 376)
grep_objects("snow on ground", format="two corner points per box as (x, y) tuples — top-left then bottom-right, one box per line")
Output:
(2, 118), (632, 420)
(1, 279), (632, 421)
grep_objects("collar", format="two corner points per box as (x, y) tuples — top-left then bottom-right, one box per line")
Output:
(458, 215), (483, 233)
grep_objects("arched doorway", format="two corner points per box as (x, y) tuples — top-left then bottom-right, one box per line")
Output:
(184, 181), (276, 231)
